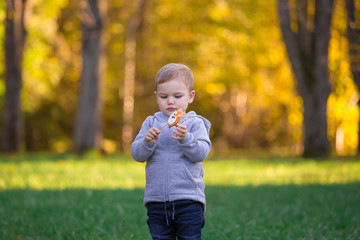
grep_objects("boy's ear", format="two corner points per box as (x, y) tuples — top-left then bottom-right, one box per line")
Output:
(188, 90), (195, 103)
(154, 91), (157, 97)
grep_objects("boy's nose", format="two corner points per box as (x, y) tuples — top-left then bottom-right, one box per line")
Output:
(167, 97), (175, 104)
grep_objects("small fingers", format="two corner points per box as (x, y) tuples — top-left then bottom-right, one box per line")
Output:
(175, 124), (186, 133)
(150, 128), (160, 136)
(145, 128), (160, 142)
(172, 124), (187, 140)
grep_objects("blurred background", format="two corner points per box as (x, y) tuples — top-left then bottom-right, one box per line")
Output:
(0, 0), (359, 157)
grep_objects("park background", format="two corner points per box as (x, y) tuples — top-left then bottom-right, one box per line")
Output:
(1, 0), (359, 157)
(1, 1), (360, 239)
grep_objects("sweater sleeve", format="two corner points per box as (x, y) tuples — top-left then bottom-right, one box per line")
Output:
(178, 118), (211, 163)
(131, 117), (156, 162)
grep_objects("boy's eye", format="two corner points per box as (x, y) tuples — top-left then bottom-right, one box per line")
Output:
(160, 96), (167, 99)
(175, 95), (183, 99)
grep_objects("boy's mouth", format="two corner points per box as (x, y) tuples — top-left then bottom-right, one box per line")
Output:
(167, 107), (177, 112)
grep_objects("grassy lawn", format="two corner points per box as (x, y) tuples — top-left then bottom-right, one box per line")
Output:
(0, 154), (359, 239)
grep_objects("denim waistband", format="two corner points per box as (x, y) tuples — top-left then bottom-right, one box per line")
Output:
(147, 199), (199, 206)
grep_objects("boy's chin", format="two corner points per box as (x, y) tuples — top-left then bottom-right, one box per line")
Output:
(160, 110), (171, 117)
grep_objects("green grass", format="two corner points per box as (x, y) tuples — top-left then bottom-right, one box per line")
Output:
(0, 154), (360, 239)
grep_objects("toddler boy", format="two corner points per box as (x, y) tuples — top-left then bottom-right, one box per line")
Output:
(131, 63), (211, 240)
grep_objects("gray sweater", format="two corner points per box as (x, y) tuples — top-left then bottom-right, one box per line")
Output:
(131, 111), (211, 207)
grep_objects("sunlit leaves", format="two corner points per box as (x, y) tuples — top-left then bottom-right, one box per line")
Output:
(209, 0), (231, 22)
(327, 0), (359, 155)
(0, 0), (358, 154)
(22, 0), (69, 112)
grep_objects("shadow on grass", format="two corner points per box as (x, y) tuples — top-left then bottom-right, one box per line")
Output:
(1, 183), (359, 240)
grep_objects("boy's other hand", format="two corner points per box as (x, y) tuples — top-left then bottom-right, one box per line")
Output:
(172, 124), (187, 141)
(145, 128), (160, 143)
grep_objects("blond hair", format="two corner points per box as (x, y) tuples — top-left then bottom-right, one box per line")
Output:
(155, 63), (194, 90)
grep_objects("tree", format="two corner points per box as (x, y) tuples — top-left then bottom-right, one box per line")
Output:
(121, 0), (146, 151)
(345, 0), (360, 154)
(73, 0), (106, 154)
(278, 0), (334, 158)
(2, 0), (32, 153)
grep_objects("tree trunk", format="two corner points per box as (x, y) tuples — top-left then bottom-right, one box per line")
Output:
(74, 0), (106, 154)
(358, 101), (360, 154)
(345, 0), (360, 154)
(121, 0), (146, 151)
(278, 0), (334, 158)
(2, 0), (31, 153)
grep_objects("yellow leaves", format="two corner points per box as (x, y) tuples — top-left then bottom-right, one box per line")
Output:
(28, 16), (58, 39)
(113, 0), (124, 8)
(209, 0), (231, 22)
(206, 82), (226, 95)
(328, 92), (359, 155)
(0, 0), (357, 154)
(102, 139), (117, 154)
(20, 1), (72, 113)
(52, 140), (69, 153)
(156, 5), (173, 19)
(0, 81), (4, 97)
(327, 3), (359, 155)
(23, 52), (62, 111)
(33, 0), (69, 19)
(0, 4), (5, 21)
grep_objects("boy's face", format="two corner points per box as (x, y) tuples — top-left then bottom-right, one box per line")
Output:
(155, 78), (195, 117)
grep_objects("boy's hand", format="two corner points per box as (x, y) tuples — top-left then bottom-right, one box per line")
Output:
(145, 128), (160, 143)
(172, 124), (187, 141)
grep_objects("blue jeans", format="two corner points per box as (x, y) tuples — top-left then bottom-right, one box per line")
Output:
(147, 200), (205, 240)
